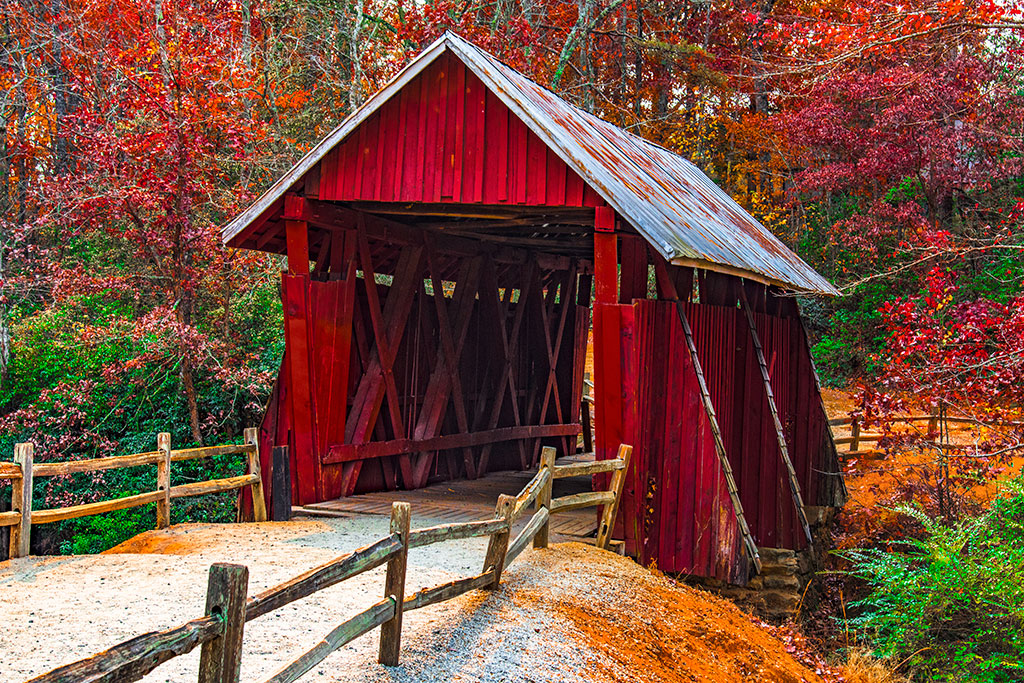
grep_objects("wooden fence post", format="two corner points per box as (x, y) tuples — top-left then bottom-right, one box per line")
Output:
(483, 494), (514, 588)
(378, 502), (410, 667)
(244, 428), (268, 523)
(596, 444), (632, 550)
(10, 443), (33, 558)
(198, 563), (249, 683)
(533, 447), (556, 549)
(581, 373), (593, 454)
(271, 446), (291, 522)
(156, 433), (171, 529)
(849, 419), (861, 453)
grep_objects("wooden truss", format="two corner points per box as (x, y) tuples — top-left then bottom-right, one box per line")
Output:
(279, 199), (588, 500)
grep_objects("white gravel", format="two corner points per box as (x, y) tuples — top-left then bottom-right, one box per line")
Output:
(0, 515), (612, 683)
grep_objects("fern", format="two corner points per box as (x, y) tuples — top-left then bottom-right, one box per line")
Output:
(840, 480), (1024, 682)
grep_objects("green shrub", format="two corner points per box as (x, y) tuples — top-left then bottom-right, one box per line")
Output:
(841, 479), (1024, 682)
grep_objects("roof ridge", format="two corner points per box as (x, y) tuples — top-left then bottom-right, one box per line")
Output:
(221, 31), (836, 295)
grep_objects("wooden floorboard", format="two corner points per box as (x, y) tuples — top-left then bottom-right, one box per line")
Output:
(302, 455), (599, 541)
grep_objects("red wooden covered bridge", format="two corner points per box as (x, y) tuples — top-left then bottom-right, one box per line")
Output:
(222, 32), (846, 585)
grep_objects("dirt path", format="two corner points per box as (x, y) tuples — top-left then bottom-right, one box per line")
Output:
(0, 515), (826, 683)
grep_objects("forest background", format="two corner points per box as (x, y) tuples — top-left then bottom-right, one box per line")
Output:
(1, 0), (1023, 679)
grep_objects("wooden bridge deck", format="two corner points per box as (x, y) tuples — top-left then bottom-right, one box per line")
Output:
(297, 454), (600, 541)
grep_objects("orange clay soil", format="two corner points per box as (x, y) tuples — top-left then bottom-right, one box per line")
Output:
(515, 544), (829, 683)
(102, 519), (332, 555)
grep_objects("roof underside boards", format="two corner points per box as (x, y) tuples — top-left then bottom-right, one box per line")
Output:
(222, 32), (837, 296)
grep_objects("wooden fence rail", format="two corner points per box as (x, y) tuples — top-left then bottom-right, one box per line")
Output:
(24, 443), (634, 683)
(827, 410), (1024, 457)
(1, 429), (267, 559)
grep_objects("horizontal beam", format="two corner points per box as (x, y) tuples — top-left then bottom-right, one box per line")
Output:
(170, 444), (255, 463)
(32, 491), (167, 525)
(246, 535), (401, 621)
(290, 198), (581, 271)
(549, 490), (616, 514)
(323, 424), (581, 464)
(408, 518), (509, 549)
(169, 474), (259, 500)
(403, 569), (497, 612)
(33, 452), (163, 477)
(348, 201), (595, 222)
(551, 457), (624, 479)
(26, 615), (223, 683)
(265, 598), (397, 683)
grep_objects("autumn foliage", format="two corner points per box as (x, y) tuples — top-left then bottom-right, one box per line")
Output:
(0, 0), (1022, 676)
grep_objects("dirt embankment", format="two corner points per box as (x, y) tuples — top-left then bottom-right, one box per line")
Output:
(2, 517), (833, 683)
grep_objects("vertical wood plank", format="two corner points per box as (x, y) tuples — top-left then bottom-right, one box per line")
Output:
(156, 433), (171, 529)
(452, 63), (466, 202)
(597, 445), (632, 549)
(282, 273), (319, 504)
(271, 446), (292, 522)
(525, 132), (546, 205)
(594, 208), (617, 304)
(198, 563), (249, 683)
(244, 428), (268, 523)
(378, 502), (410, 666)
(471, 74), (487, 203)
(10, 443), (32, 558)
(482, 494), (514, 586)
(533, 447), (556, 549)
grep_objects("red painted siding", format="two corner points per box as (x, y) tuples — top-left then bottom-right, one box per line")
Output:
(596, 300), (748, 583)
(317, 52), (601, 207)
(597, 297), (834, 580)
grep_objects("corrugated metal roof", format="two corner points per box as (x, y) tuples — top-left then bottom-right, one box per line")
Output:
(222, 32), (837, 295)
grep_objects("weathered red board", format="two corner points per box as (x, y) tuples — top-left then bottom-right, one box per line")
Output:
(596, 291), (837, 575)
(317, 52), (603, 209)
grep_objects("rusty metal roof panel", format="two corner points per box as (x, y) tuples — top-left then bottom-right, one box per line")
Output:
(222, 32), (836, 295)
(446, 34), (836, 294)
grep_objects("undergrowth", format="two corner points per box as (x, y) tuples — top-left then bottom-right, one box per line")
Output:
(840, 476), (1024, 682)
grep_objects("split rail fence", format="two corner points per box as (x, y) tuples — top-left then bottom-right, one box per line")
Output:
(829, 410), (1023, 458)
(1, 428), (267, 559)
(24, 443), (633, 683)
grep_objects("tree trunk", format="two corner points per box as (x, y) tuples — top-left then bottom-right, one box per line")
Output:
(181, 358), (204, 445)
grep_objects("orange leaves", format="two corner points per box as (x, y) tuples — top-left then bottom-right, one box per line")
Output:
(274, 90), (309, 111)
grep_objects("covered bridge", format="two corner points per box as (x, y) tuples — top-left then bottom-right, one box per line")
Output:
(222, 32), (846, 585)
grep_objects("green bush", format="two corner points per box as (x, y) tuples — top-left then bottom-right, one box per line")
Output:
(842, 479), (1024, 682)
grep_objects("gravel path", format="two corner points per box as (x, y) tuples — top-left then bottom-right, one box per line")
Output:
(0, 516), (824, 683)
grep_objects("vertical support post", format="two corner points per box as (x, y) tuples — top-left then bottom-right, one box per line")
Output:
(593, 206), (617, 305)
(592, 205), (623, 467)
(244, 428), (268, 523)
(156, 432), (171, 529)
(850, 419), (861, 453)
(378, 502), (410, 667)
(283, 194), (310, 275)
(198, 563), (249, 683)
(596, 444), (632, 550)
(533, 447), (556, 549)
(580, 391), (593, 454)
(483, 494), (514, 586)
(10, 443), (33, 558)
(270, 446), (292, 521)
